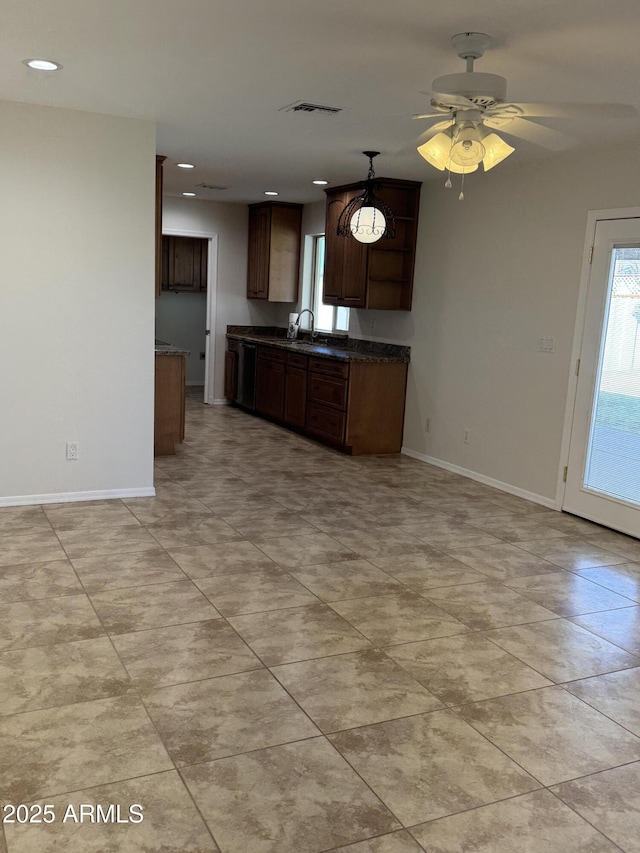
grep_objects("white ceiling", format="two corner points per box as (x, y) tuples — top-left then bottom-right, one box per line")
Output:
(3, 0), (640, 203)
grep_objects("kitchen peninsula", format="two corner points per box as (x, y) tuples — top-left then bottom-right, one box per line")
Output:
(225, 326), (410, 455)
(155, 340), (188, 455)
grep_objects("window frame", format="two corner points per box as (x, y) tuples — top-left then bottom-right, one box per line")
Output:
(309, 234), (349, 335)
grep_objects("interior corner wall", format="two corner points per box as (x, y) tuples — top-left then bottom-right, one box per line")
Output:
(351, 139), (640, 503)
(161, 197), (290, 401)
(0, 101), (156, 505)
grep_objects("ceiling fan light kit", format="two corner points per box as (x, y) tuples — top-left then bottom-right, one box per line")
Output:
(413, 32), (523, 197)
(417, 133), (478, 174)
(417, 122), (514, 172)
(337, 152), (396, 244)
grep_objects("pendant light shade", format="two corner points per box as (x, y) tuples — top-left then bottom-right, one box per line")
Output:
(337, 151), (395, 244)
(349, 206), (387, 243)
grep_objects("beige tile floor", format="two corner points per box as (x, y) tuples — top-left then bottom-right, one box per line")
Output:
(1, 395), (640, 851)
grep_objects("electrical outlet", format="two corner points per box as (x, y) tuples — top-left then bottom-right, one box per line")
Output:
(66, 442), (79, 460)
(370, 319), (376, 333)
(425, 418), (431, 433)
(464, 429), (470, 444)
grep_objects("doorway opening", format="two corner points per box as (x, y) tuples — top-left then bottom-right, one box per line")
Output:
(156, 229), (218, 405)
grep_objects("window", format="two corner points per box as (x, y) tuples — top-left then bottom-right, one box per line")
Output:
(310, 235), (349, 334)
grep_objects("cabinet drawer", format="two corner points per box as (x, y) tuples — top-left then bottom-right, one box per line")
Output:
(257, 345), (286, 364)
(308, 373), (348, 410)
(306, 403), (346, 442)
(227, 338), (238, 353)
(309, 357), (349, 379)
(287, 351), (308, 369)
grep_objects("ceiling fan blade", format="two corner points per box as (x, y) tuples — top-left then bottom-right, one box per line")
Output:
(488, 101), (638, 120)
(412, 112), (446, 121)
(487, 103), (560, 119)
(415, 120), (452, 144)
(484, 116), (574, 150)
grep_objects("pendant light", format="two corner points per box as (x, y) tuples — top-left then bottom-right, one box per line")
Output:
(336, 151), (395, 244)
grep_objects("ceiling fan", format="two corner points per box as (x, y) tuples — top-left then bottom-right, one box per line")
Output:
(413, 32), (634, 183)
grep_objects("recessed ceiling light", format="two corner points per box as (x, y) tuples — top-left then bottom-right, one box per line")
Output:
(24, 58), (62, 72)
(264, 191), (279, 196)
(182, 192), (196, 197)
(177, 163), (195, 169)
(313, 180), (329, 185)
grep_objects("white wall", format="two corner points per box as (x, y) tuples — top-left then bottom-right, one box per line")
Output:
(155, 290), (208, 384)
(0, 101), (156, 504)
(352, 139), (640, 503)
(162, 197), (288, 400)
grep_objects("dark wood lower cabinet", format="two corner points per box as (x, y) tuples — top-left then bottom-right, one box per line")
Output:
(306, 402), (346, 443)
(256, 347), (286, 420)
(284, 359), (307, 428)
(226, 337), (408, 455)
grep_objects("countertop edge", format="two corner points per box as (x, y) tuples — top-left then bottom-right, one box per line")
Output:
(226, 330), (410, 364)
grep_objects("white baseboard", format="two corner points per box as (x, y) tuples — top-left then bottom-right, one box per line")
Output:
(186, 381), (206, 387)
(400, 447), (557, 510)
(0, 487), (156, 508)
(212, 398), (228, 406)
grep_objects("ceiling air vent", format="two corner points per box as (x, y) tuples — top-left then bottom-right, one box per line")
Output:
(196, 183), (229, 191)
(280, 101), (342, 116)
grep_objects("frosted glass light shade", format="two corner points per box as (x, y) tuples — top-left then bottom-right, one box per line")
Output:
(416, 133), (451, 171)
(482, 133), (515, 171)
(350, 206), (386, 244)
(450, 126), (486, 167)
(417, 134), (478, 174)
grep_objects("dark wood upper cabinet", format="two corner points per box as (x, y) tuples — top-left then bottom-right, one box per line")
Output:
(161, 235), (208, 292)
(323, 178), (421, 311)
(247, 202), (303, 302)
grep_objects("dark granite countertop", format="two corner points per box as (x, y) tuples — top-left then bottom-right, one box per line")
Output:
(226, 326), (410, 364)
(155, 339), (190, 356)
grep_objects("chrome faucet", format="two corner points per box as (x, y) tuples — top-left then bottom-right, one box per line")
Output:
(295, 309), (317, 341)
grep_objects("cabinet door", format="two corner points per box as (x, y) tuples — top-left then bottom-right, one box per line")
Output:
(247, 206), (271, 299)
(268, 360), (286, 420)
(323, 190), (367, 307)
(268, 206), (302, 302)
(284, 365), (307, 427)
(256, 355), (285, 420)
(163, 236), (208, 292)
(224, 350), (238, 401)
(172, 237), (198, 291)
(323, 194), (346, 304)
